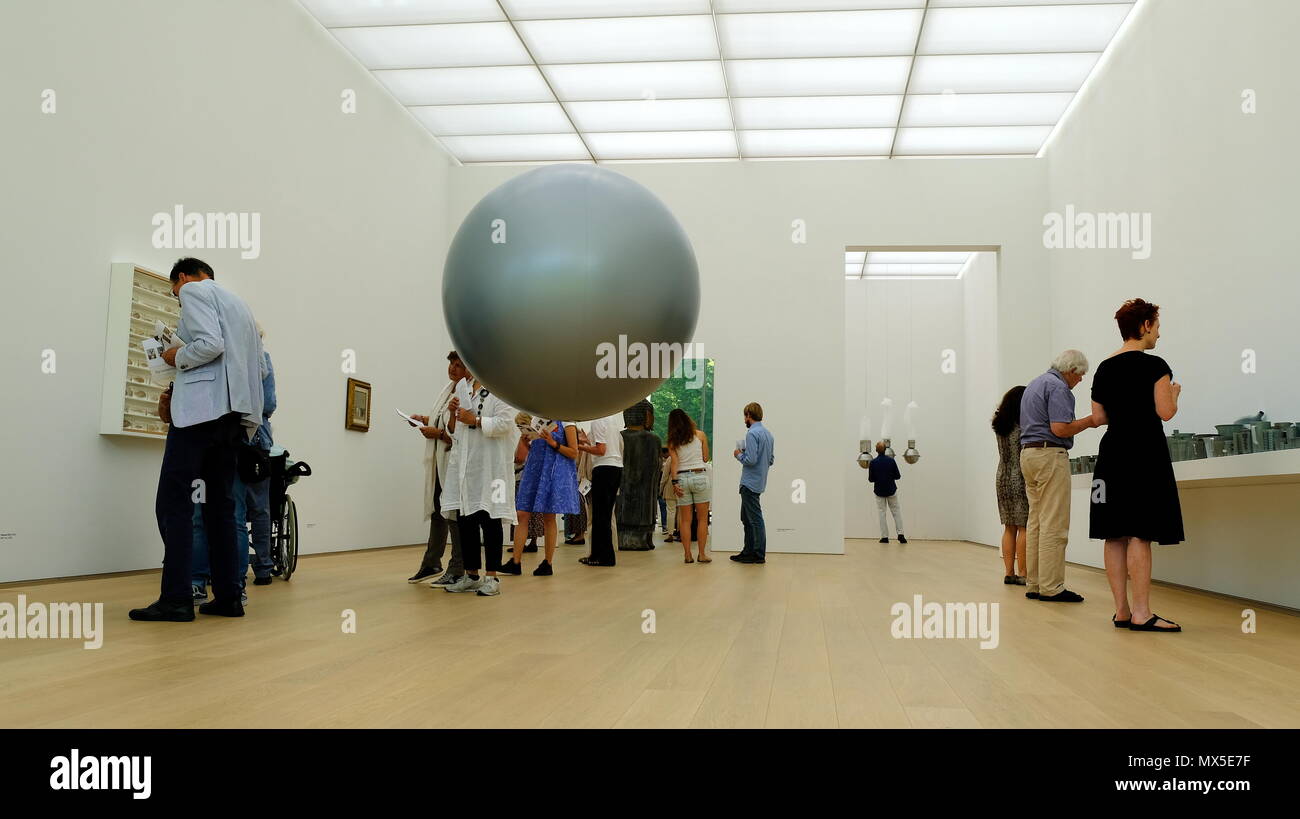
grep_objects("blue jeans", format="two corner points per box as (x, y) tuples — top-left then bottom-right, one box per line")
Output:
(243, 476), (273, 578)
(739, 486), (766, 559)
(192, 474), (273, 587)
(657, 498), (668, 530)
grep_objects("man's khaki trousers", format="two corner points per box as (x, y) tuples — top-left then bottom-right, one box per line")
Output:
(1020, 446), (1071, 596)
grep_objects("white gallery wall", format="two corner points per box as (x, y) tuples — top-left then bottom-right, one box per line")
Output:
(960, 253), (1004, 549)
(0, 0), (454, 582)
(450, 160), (1049, 553)
(844, 276), (966, 540)
(1043, 0), (1300, 605)
(842, 251), (1004, 546)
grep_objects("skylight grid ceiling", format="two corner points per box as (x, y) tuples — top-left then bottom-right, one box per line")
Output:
(299, 0), (1136, 163)
(845, 251), (972, 279)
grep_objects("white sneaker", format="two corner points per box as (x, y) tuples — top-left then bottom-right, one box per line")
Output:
(475, 576), (501, 597)
(427, 570), (461, 587)
(444, 574), (483, 594)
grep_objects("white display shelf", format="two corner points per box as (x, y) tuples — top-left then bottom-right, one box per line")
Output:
(1071, 448), (1300, 490)
(99, 263), (175, 439)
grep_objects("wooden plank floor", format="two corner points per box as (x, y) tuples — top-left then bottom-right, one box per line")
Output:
(2, 537), (1297, 728)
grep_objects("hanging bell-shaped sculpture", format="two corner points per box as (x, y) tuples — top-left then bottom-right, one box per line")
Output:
(856, 440), (873, 469)
(903, 439), (920, 464)
(882, 438), (895, 457)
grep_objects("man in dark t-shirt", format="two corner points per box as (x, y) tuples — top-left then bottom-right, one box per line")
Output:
(868, 442), (906, 544)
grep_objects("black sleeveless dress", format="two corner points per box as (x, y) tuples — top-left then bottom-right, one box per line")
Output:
(1088, 351), (1184, 544)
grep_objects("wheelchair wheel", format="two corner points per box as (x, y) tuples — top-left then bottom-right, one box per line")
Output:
(274, 500), (289, 580)
(281, 496), (299, 580)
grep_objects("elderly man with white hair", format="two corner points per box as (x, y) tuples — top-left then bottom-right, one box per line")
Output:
(1018, 349), (1098, 603)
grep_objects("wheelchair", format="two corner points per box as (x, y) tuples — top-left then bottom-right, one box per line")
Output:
(267, 450), (312, 581)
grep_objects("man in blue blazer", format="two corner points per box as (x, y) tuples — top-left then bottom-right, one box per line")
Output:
(130, 258), (265, 622)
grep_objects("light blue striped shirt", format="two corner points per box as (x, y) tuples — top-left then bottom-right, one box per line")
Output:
(735, 421), (775, 493)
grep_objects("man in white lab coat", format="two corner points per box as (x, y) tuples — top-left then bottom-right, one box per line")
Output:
(409, 351), (469, 586)
(440, 369), (519, 597)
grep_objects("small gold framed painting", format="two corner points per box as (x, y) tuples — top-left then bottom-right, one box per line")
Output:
(346, 378), (371, 432)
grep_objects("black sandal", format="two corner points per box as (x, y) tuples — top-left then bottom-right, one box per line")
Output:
(1128, 614), (1181, 632)
(1112, 614), (1131, 628)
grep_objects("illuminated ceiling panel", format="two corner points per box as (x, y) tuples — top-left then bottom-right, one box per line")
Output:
(300, 0), (1138, 163)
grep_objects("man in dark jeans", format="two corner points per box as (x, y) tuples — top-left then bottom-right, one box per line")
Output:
(578, 411), (623, 566)
(130, 257), (264, 622)
(732, 402), (775, 564)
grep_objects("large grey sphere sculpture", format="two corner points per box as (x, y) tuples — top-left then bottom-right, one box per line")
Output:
(443, 165), (700, 421)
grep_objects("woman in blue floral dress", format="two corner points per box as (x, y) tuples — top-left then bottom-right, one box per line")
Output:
(500, 420), (580, 576)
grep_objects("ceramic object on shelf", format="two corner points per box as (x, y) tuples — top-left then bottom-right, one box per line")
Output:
(1167, 429), (1197, 462)
(1195, 434), (1219, 457)
(1235, 433), (1250, 454)
(1250, 421), (1271, 448)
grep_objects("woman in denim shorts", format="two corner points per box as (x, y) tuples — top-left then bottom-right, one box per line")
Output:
(667, 409), (712, 564)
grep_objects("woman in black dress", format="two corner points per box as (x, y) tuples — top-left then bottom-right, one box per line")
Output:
(1089, 299), (1184, 632)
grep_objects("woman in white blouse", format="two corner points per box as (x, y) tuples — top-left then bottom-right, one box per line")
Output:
(440, 371), (520, 597)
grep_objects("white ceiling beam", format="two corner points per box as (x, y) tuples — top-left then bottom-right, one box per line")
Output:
(492, 0), (595, 162)
(888, 0), (930, 158)
(707, 0), (742, 159)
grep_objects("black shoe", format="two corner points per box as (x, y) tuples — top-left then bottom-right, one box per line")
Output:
(128, 599), (195, 622)
(197, 598), (244, 617)
(564, 538), (585, 546)
(523, 540), (538, 553)
(1039, 589), (1084, 603)
(533, 560), (553, 576)
(897, 534), (907, 544)
(498, 559), (523, 576)
(729, 553), (747, 562)
(253, 575), (273, 586)
(879, 538), (889, 543)
(1128, 614), (1181, 632)
(407, 567), (441, 584)
(1025, 592), (1040, 600)
(1003, 575), (1018, 585)
(735, 555), (765, 564)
